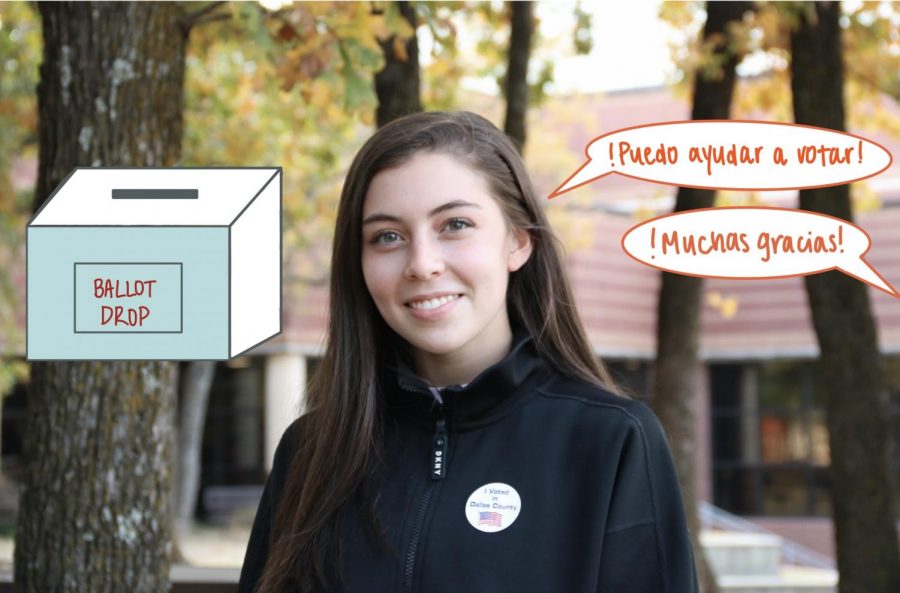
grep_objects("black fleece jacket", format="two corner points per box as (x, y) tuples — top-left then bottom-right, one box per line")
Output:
(239, 330), (698, 593)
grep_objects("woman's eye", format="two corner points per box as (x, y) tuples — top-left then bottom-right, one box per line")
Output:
(371, 230), (401, 245)
(445, 218), (472, 232)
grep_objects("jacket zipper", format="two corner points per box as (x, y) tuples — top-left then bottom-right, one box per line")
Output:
(402, 482), (434, 593)
(402, 389), (448, 593)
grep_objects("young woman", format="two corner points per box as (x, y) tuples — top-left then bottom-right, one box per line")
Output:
(239, 111), (698, 593)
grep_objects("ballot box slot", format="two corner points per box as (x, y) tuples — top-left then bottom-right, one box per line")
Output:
(111, 189), (198, 200)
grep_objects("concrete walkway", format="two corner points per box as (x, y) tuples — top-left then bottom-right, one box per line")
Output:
(0, 524), (252, 570)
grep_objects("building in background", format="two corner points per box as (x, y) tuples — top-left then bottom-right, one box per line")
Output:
(2, 87), (899, 562)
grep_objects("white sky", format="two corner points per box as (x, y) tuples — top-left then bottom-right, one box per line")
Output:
(448, 0), (676, 95)
(537, 0), (674, 94)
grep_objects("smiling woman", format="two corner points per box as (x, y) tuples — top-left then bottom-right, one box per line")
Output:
(361, 152), (532, 387)
(239, 111), (699, 593)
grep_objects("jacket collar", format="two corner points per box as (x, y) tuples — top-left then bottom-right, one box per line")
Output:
(383, 325), (550, 429)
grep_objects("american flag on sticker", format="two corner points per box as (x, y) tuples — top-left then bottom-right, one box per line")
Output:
(478, 511), (502, 527)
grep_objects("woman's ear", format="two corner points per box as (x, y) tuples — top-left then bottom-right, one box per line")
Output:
(507, 227), (533, 272)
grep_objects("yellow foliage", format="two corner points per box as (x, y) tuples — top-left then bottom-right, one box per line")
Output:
(707, 290), (740, 320)
(715, 190), (768, 207)
(631, 205), (657, 224)
(851, 182), (883, 213)
(546, 207), (594, 255)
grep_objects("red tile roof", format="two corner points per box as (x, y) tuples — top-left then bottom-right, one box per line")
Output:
(267, 87), (900, 360)
(6, 86), (900, 361)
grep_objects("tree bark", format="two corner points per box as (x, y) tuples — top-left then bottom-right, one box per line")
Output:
(375, 1), (421, 128)
(652, 3), (751, 593)
(16, 3), (191, 591)
(790, 4), (900, 593)
(175, 361), (216, 535)
(503, 1), (533, 152)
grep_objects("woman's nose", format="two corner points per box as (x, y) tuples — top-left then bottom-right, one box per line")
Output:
(404, 235), (445, 280)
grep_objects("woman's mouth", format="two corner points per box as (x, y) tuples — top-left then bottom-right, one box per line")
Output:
(406, 294), (462, 311)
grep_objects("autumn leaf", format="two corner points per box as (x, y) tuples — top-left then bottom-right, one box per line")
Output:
(277, 22), (297, 42)
(392, 35), (408, 62)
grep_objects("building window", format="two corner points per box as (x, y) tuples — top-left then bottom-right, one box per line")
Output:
(306, 356), (320, 389)
(1, 377), (27, 483)
(711, 361), (831, 516)
(201, 357), (266, 489)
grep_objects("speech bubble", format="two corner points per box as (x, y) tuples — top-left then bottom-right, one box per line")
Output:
(550, 120), (892, 197)
(621, 206), (898, 298)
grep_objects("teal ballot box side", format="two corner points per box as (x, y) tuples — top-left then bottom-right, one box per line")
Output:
(27, 226), (229, 360)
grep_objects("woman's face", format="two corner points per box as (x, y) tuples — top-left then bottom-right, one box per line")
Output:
(361, 152), (532, 378)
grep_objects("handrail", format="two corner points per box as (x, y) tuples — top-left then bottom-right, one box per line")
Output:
(699, 501), (836, 570)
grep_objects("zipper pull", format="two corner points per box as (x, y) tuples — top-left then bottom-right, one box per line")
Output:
(431, 417), (448, 480)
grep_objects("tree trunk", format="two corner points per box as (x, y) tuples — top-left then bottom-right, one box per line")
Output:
(175, 361), (216, 535)
(652, 3), (751, 593)
(16, 3), (191, 591)
(790, 4), (900, 593)
(375, 1), (421, 128)
(503, 1), (533, 152)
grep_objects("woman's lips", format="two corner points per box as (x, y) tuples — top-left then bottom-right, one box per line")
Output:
(404, 293), (463, 320)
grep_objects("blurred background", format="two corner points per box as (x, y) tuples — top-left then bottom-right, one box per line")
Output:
(1, 1), (899, 592)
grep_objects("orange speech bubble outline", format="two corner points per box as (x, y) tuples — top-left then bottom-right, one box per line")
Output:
(620, 206), (899, 299)
(549, 120), (893, 198)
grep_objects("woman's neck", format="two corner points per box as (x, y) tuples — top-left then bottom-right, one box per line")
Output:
(412, 325), (514, 388)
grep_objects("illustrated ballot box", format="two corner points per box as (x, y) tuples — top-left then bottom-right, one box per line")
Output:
(27, 167), (282, 360)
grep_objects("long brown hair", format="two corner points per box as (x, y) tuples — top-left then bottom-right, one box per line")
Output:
(255, 111), (618, 593)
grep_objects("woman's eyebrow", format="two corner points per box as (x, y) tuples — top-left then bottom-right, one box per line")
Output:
(362, 200), (481, 226)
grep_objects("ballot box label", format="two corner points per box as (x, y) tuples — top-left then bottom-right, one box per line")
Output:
(74, 262), (183, 333)
(27, 167), (282, 360)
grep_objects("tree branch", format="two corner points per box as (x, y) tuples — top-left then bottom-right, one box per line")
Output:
(181, 1), (230, 31)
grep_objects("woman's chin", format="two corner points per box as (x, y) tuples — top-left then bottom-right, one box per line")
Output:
(406, 337), (460, 359)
